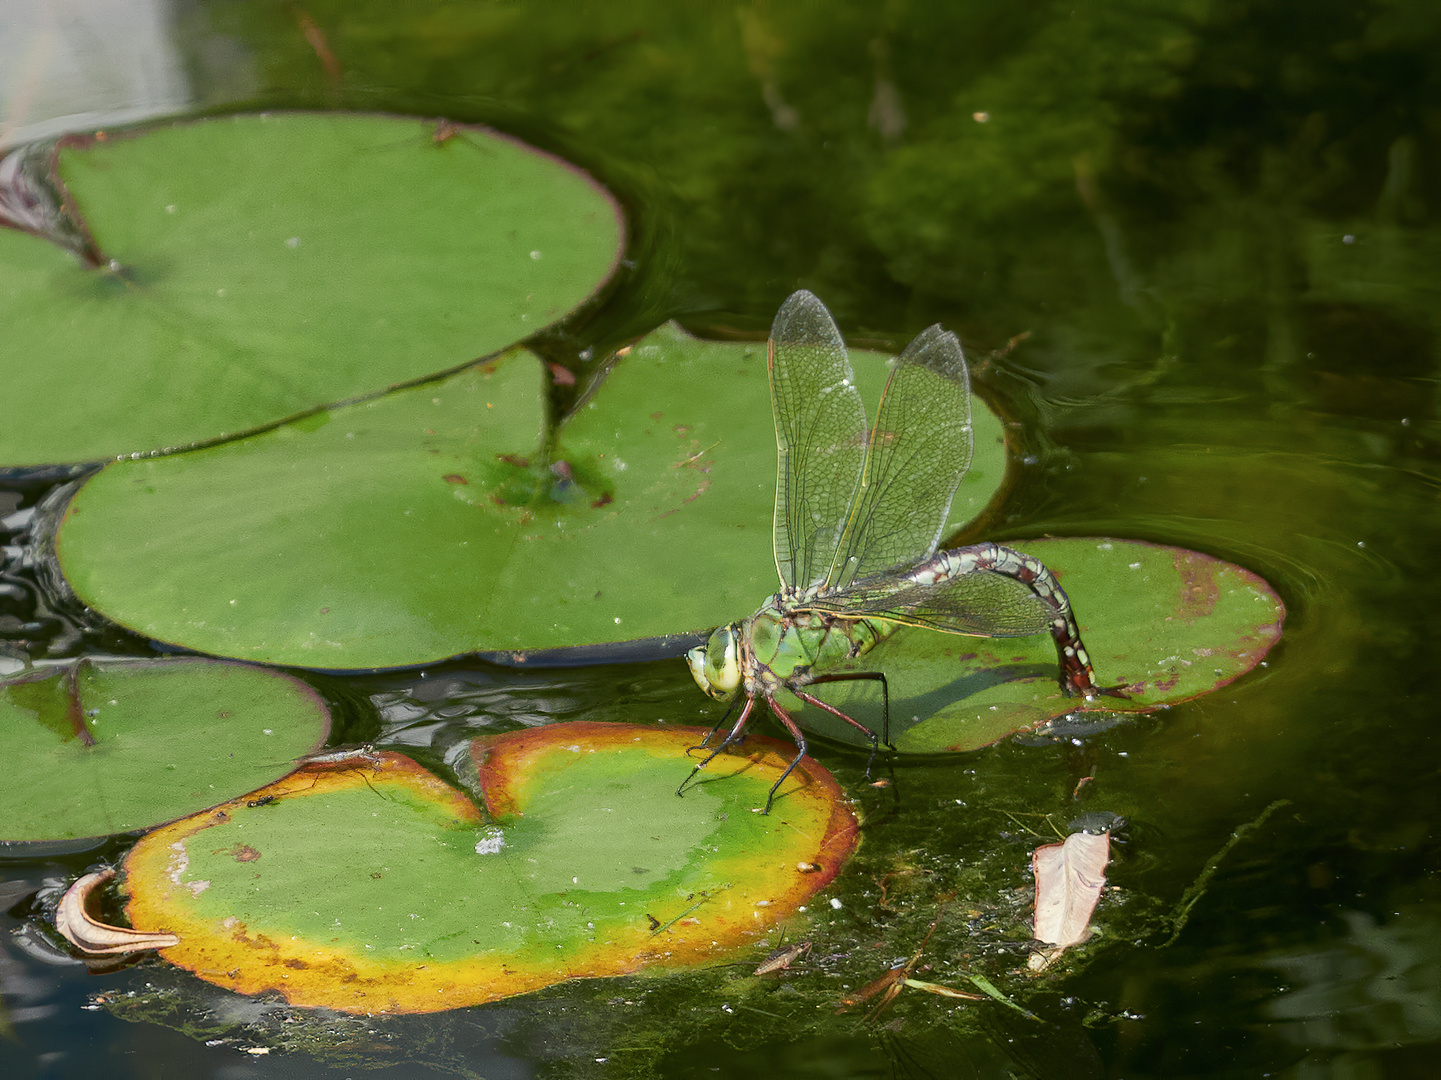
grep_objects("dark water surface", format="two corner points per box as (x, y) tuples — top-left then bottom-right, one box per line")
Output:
(3, 3), (1440, 1077)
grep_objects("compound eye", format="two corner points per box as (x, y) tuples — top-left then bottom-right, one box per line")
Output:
(705, 626), (742, 694)
(686, 626), (741, 700)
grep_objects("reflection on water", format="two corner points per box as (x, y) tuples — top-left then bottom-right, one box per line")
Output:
(1266, 907), (1441, 1068)
(0, 0), (194, 150)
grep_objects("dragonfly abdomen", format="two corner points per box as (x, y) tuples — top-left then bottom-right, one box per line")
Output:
(913, 542), (1102, 697)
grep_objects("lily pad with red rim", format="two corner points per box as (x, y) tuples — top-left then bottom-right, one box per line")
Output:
(784, 538), (1285, 753)
(120, 723), (858, 1014)
(0, 658), (330, 843)
(0, 111), (624, 467)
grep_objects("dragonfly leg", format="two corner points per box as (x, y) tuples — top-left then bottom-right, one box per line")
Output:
(761, 696), (810, 815)
(802, 671), (892, 771)
(689, 696), (740, 754)
(677, 695), (755, 799)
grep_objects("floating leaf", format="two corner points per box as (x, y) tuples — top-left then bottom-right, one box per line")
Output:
(0, 658), (330, 842)
(55, 323), (1009, 668)
(787, 538), (1284, 753)
(57, 350), (547, 667)
(1030, 829), (1112, 971)
(55, 869), (179, 955)
(121, 723), (858, 1014)
(0, 112), (623, 466)
(902, 978), (984, 1000)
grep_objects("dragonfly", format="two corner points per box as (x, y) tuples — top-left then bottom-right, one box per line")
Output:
(683, 290), (1114, 813)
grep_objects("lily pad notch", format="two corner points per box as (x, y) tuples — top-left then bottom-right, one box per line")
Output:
(53, 323), (1012, 669)
(0, 657), (331, 843)
(121, 722), (858, 1013)
(0, 111), (626, 466)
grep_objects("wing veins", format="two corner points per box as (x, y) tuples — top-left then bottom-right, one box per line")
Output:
(768, 291), (868, 591)
(824, 325), (974, 590)
(794, 568), (1055, 638)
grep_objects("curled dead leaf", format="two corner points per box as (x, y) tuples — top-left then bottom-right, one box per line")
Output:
(55, 869), (180, 955)
(1029, 829), (1110, 972)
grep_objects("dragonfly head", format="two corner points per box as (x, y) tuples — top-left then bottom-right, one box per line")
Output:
(687, 624), (743, 701)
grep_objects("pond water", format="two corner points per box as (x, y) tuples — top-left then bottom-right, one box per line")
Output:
(3, 3), (1439, 1078)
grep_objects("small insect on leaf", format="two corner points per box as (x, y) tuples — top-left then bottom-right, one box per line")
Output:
(754, 940), (812, 975)
(55, 869), (179, 955)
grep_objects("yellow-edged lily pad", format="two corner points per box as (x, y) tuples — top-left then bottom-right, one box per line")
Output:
(121, 723), (857, 1014)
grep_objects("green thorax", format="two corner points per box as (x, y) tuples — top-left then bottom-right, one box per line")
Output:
(743, 593), (889, 691)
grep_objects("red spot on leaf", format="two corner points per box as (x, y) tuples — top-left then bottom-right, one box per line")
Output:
(216, 844), (261, 863)
(1172, 550), (1221, 619)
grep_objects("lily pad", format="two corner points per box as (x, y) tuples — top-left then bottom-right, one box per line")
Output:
(58, 349), (549, 667)
(783, 538), (1284, 753)
(121, 724), (858, 1014)
(0, 658), (330, 842)
(0, 112), (623, 467)
(54, 322), (1010, 668)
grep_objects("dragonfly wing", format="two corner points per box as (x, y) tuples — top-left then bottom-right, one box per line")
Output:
(797, 566), (1054, 638)
(769, 290), (869, 591)
(826, 325), (972, 590)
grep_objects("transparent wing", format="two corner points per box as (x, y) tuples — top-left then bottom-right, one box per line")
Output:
(796, 568), (1054, 638)
(825, 325), (972, 590)
(769, 290), (869, 591)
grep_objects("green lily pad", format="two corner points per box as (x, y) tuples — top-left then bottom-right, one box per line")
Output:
(58, 349), (549, 667)
(784, 538), (1284, 753)
(0, 112), (623, 467)
(0, 658), (330, 842)
(54, 322), (1010, 668)
(121, 724), (858, 1014)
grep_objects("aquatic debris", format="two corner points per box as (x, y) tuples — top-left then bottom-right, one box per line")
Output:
(1029, 829), (1111, 971)
(838, 898), (984, 1021)
(55, 870), (179, 955)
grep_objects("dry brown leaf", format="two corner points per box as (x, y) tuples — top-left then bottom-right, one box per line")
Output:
(55, 869), (180, 955)
(902, 977), (984, 1001)
(1029, 830), (1110, 972)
